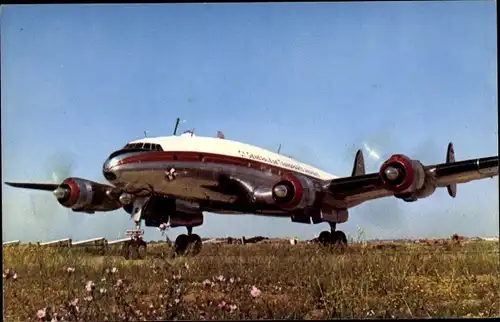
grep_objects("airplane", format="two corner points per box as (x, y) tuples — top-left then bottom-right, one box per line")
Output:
(4, 130), (499, 259)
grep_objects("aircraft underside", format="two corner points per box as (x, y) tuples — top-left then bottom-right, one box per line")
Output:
(111, 161), (349, 258)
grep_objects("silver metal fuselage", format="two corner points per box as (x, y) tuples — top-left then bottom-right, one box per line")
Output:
(103, 150), (315, 216)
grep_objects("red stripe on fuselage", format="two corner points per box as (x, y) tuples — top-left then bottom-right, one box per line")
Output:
(117, 151), (321, 180)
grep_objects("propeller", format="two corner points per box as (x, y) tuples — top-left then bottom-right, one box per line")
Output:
(343, 131), (442, 233)
(27, 151), (85, 240)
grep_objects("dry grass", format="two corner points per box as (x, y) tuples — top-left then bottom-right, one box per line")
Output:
(2, 240), (499, 321)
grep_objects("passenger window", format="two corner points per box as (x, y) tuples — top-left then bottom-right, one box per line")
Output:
(143, 143), (151, 150)
(157, 145), (164, 152)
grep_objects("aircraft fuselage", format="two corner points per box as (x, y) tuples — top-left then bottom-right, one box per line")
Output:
(102, 134), (339, 217)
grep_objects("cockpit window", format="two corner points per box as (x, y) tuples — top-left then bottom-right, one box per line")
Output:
(122, 142), (163, 151)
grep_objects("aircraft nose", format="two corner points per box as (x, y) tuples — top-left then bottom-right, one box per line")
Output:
(103, 153), (120, 181)
(102, 149), (149, 182)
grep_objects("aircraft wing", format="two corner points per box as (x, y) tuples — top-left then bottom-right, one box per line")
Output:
(326, 143), (498, 207)
(4, 177), (123, 213)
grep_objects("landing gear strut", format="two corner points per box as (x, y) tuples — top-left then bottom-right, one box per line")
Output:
(122, 197), (149, 260)
(174, 226), (202, 256)
(317, 222), (348, 247)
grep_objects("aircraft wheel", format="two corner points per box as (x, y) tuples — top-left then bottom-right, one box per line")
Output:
(121, 240), (132, 259)
(175, 234), (189, 255)
(187, 234), (202, 255)
(332, 231), (348, 246)
(128, 242), (139, 260)
(318, 231), (331, 246)
(137, 239), (147, 259)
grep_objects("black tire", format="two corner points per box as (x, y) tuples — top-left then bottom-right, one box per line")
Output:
(137, 240), (147, 259)
(332, 230), (348, 246)
(187, 234), (202, 255)
(122, 240), (131, 259)
(318, 231), (331, 246)
(128, 243), (139, 260)
(175, 234), (189, 255)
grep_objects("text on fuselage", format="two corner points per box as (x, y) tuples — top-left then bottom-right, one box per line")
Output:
(238, 150), (319, 177)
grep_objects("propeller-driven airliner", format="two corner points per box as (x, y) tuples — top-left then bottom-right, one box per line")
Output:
(5, 128), (498, 259)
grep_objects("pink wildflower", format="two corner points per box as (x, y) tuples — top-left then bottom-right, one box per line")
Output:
(202, 279), (214, 287)
(66, 267), (75, 273)
(36, 308), (46, 320)
(69, 298), (79, 312)
(216, 275), (225, 282)
(250, 285), (261, 298)
(229, 304), (237, 313)
(3, 268), (13, 279)
(85, 281), (95, 293)
(173, 273), (181, 280)
(115, 279), (124, 289)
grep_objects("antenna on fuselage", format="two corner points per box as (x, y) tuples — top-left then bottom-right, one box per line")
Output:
(277, 144), (282, 154)
(173, 118), (180, 135)
(144, 131), (148, 137)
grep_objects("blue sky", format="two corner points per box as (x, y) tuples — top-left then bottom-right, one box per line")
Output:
(2, 2), (498, 242)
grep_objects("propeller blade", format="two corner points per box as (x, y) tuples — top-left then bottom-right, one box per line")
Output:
(5, 182), (59, 191)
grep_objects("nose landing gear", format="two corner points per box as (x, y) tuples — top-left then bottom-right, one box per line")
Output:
(121, 196), (149, 260)
(122, 229), (147, 260)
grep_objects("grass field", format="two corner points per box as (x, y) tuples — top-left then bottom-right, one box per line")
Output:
(3, 240), (499, 321)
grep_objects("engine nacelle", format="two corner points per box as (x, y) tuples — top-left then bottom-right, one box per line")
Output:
(54, 177), (122, 212)
(271, 173), (318, 211)
(379, 154), (437, 201)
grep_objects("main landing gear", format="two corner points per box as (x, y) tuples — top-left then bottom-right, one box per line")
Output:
(317, 223), (348, 246)
(174, 226), (202, 256)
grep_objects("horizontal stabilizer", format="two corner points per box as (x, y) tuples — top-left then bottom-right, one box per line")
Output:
(351, 149), (366, 177)
(4, 182), (59, 191)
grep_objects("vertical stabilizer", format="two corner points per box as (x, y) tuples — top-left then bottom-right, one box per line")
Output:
(351, 149), (366, 176)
